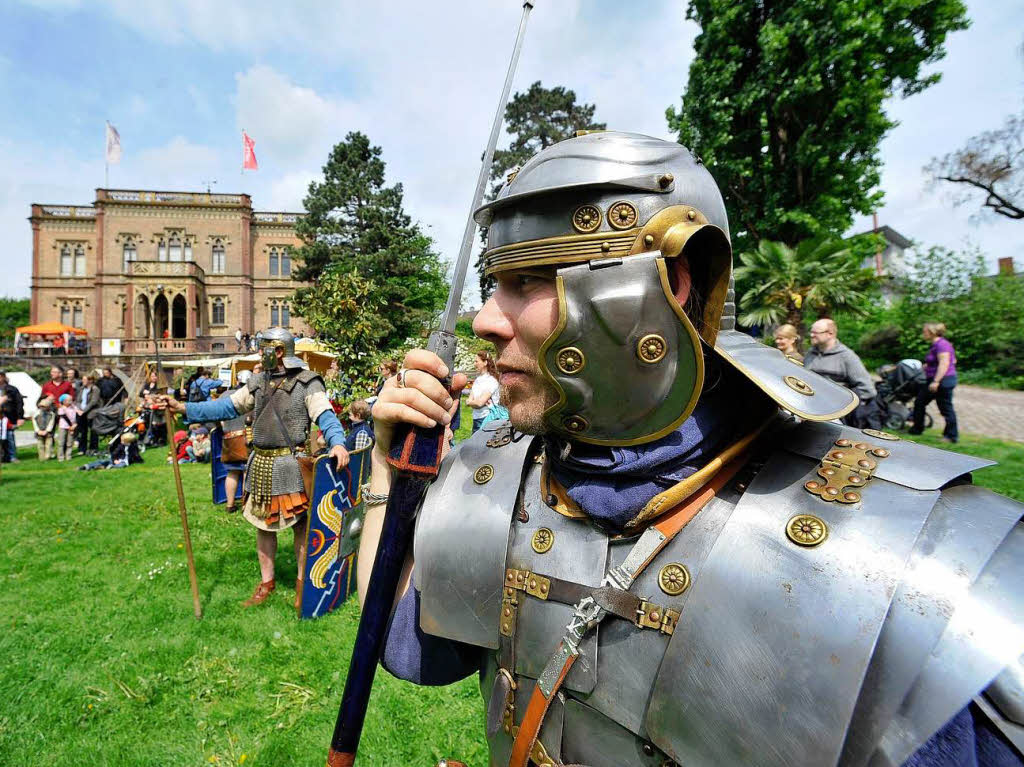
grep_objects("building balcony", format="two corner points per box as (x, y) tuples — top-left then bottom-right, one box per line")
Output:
(129, 260), (206, 280)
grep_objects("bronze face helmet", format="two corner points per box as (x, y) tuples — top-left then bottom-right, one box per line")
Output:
(474, 131), (733, 446)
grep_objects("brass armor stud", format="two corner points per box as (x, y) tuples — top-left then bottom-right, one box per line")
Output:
(563, 415), (589, 433)
(571, 204), (602, 233)
(686, 209), (697, 221)
(658, 173), (674, 188)
(637, 334), (668, 364)
(863, 428), (900, 441)
(531, 527), (554, 554)
(786, 514), (829, 547)
(473, 464), (495, 484)
(608, 201), (639, 230)
(783, 374), (814, 396)
(556, 346), (586, 375)
(658, 563), (691, 596)
(643, 234), (655, 247)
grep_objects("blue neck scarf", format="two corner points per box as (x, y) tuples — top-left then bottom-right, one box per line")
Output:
(545, 367), (747, 534)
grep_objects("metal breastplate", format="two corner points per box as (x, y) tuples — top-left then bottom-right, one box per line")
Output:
(250, 373), (315, 448)
(415, 420), (1024, 767)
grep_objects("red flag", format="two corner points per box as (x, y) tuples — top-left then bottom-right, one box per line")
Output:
(242, 130), (258, 170)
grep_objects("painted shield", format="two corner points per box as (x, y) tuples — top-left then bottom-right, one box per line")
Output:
(299, 445), (371, 619)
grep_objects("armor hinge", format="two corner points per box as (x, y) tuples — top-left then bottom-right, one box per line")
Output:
(804, 438), (891, 504)
(636, 600), (680, 636)
(506, 567), (550, 600)
(486, 424), (514, 448)
(500, 579), (519, 638)
(508, 726), (557, 766)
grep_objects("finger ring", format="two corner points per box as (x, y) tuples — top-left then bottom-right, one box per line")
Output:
(395, 368), (406, 388)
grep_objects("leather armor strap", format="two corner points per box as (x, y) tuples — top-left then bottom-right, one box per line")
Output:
(507, 456), (746, 767)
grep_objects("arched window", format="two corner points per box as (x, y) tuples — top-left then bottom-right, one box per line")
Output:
(60, 304), (71, 324)
(157, 238), (167, 261)
(269, 247), (279, 276)
(211, 239), (225, 274)
(60, 244), (72, 276)
(72, 304), (83, 328)
(211, 297), (225, 325)
(73, 244), (86, 276)
(122, 238), (137, 273)
(184, 239), (193, 262)
(168, 234), (182, 262)
(270, 300), (290, 327)
(281, 248), (291, 277)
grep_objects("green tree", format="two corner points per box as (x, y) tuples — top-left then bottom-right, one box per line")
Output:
(734, 236), (877, 330)
(476, 82), (605, 299)
(667, 0), (969, 251)
(292, 132), (449, 347)
(292, 270), (388, 393)
(0, 297), (30, 346)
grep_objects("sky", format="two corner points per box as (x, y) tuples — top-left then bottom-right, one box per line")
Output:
(1, 0), (1022, 307)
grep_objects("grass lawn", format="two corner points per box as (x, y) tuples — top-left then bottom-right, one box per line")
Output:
(1, 409), (1020, 766)
(0, 405), (487, 767)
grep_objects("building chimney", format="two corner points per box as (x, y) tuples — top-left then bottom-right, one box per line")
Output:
(998, 257), (1015, 275)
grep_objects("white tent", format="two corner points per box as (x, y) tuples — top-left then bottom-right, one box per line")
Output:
(6, 372), (42, 419)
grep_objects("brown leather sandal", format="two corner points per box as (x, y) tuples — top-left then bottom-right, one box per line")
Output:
(242, 579), (276, 607)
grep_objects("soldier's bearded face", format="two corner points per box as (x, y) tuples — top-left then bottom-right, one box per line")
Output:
(473, 270), (561, 434)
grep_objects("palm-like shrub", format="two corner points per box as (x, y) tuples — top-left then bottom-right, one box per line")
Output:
(734, 237), (877, 331)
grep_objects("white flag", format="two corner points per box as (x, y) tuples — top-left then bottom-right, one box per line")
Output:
(105, 121), (122, 164)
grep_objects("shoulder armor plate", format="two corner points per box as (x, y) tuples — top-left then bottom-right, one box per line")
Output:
(714, 329), (857, 421)
(873, 522), (1024, 766)
(783, 419), (995, 490)
(414, 429), (535, 649)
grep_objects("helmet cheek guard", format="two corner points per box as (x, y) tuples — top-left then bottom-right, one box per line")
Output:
(537, 208), (732, 447)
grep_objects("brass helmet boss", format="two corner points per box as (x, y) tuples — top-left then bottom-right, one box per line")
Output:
(474, 131), (732, 447)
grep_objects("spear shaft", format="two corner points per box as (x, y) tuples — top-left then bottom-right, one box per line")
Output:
(326, 4), (534, 764)
(151, 298), (202, 619)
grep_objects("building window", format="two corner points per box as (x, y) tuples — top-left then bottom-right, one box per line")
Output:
(122, 239), (137, 273)
(211, 342), (225, 351)
(211, 239), (225, 274)
(158, 238), (167, 261)
(74, 244), (86, 277)
(72, 305), (83, 328)
(168, 234), (182, 262)
(184, 239), (193, 262)
(60, 305), (70, 324)
(211, 297), (225, 325)
(60, 244), (72, 276)
(281, 248), (291, 277)
(270, 300), (290, 327)
(269, 247), (279, 276)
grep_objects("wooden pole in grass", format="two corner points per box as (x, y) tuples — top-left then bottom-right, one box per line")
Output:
(150, 291), (202, 619)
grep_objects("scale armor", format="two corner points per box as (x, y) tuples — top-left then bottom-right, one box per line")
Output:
(415, 420), (1024, 767)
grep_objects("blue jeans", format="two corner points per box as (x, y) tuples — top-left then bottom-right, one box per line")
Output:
(4, 428), (16, 461)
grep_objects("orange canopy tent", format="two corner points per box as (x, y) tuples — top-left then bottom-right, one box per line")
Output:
(14, 322), (88, 352)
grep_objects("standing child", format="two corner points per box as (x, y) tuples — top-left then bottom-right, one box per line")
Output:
(344, 399), (375, 453)
(33, 396), (58, 460)
(56, 394), (77, 461)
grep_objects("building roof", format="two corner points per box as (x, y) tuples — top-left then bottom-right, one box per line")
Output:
(856, 224), (913, 249)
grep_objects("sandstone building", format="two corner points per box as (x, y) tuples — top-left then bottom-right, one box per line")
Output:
(29, 188), (310, 354)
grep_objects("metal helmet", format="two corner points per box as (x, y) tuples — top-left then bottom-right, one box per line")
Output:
(474, 131), (733, 447)
(259, 327), (306, 371)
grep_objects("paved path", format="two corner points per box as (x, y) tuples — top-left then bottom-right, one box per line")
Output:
(926, 384), (1024, 443)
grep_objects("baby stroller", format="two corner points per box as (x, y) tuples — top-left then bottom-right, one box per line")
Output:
(875, 359), (933, 431)
(79, 416), (145, 470)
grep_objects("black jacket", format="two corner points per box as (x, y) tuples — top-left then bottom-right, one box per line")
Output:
(98, 375), (125, 404)
(0, 384), (24, 422)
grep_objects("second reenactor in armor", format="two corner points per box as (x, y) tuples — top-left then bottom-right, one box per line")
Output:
(362, 132), (1024, 766)
(164, 328), (349, 607)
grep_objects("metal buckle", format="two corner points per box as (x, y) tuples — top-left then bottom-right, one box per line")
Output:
(636, 600), (680, 635)
(804, 438), (890, 504)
